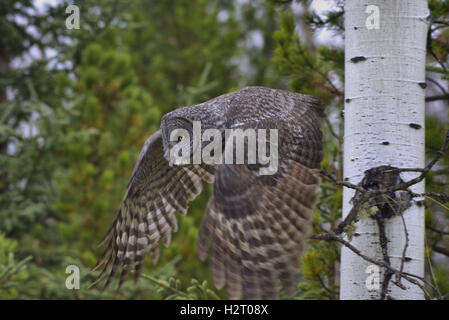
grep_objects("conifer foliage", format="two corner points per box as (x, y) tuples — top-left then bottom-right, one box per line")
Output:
(1, 0), (448, 299)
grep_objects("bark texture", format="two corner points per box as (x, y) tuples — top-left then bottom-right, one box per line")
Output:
(341, 0), (429, 300)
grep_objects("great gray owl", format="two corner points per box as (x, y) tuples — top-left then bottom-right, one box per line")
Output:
(90, 86), (324, 299)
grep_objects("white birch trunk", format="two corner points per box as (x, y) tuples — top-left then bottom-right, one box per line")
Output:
(341, 0), (429, 300)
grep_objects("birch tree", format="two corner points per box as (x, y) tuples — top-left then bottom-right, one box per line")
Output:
(341, 0), (430, 299)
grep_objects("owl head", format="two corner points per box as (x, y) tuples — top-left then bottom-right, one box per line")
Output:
(160, 114), (201, 165)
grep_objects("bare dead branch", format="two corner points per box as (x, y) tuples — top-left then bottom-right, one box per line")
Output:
(309, 232), (438, 299)
(427, 226), (449, 236)
(312, 129), (449, 299)
(319, 169), (365, 193)
(434, 19), (449, 26)
(426, 94), (449, 102)
(427, 24), (448, 72)
(432, 244), (449, 257)
(426, 77), (449, 96)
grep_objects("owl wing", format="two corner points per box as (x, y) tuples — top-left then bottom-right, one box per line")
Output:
(197, 162), (320, 299)
(197, 110), (323, 299)
(89, 130), (214, 290)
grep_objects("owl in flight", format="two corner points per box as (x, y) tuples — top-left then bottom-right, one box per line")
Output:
(90, 86), (324, 299)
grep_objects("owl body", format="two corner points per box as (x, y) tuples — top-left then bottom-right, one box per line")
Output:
(90, 86), (324, 299)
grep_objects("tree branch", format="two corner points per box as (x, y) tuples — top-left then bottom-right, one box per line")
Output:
(312, 129), (449, 299)
(432, 244), (449, 258)
(386, 128), (449, 193)
(309, 232), (439, 299)
(426, 94), (449, 102)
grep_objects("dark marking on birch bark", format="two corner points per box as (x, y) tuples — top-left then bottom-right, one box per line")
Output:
(416, 199), (425, 207)
(350, 56), (367, 63)
(409, 123), (422, 130)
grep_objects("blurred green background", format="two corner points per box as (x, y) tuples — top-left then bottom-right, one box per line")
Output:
(1, 0), (448, 299)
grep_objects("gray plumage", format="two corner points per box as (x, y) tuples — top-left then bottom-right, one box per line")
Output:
(90, 86), (324, 299)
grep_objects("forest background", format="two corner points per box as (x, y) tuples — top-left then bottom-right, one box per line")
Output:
(1, 0), (449, 299)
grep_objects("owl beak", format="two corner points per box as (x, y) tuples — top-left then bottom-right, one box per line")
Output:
(167, 145), (179, 166)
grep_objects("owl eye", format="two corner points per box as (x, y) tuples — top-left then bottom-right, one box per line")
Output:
(178, 135), (185, 142)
